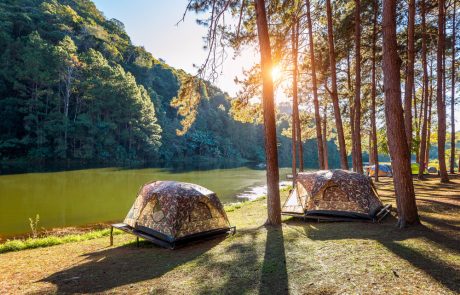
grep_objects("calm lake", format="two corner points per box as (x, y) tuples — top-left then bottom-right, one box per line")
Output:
(0, 163), (291, 238)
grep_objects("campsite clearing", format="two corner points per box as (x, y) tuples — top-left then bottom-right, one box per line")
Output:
(0, 177), (459, 294)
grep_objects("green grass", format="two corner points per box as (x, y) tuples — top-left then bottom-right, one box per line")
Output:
(224, 186), (290, 213)
(1, 180), (458, 294)
(0, 228), (123, 254)
(224, 195), (267, 212)
(0, 190), (282, 254)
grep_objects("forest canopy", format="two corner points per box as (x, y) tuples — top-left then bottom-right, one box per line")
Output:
(0, 0), (339, 165)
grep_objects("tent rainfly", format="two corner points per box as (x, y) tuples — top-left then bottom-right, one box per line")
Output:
(111, 181), (234, 249)
(282, 170), (391, 221)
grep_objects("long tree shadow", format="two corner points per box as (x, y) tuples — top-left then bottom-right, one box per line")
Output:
(259, 225), (289, 295)
(285, 216), (460, 293)
(416, 198), (460, 210)
(192, 228), (261, 294)
(42, 237), (224, 293)
(191, 226), (289, 294)
(421, 215), (460, 232)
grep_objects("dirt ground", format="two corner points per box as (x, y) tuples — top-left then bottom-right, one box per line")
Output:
(0, 177), (459, 294)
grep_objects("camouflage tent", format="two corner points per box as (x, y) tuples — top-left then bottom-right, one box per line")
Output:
(282, 170), (390, 221)
(112, 181), (233, 248)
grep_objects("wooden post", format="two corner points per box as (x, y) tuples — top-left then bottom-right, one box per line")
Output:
(136, 236), (139, 247)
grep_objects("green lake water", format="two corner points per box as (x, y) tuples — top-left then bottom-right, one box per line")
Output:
(0, 165), (291, 238)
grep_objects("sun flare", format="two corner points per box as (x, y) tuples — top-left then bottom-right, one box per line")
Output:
(271, 65), (281, 80)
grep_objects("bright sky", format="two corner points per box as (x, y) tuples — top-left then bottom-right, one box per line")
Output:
(92, 0), (256, 96)
(93, 1), (459, 129)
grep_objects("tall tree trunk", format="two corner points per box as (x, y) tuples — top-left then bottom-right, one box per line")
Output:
(323, 103), (329, 169)
(291, 110), (297, 182)
(296, 121), (304, 172)
(291, 20), (298, 180)
(353, 0), (363, 173)
(347, 52), (357, 171)
(404, 0), (416, 152)
(426, 59), (434, 165)
(414, 85), (420, 163)
(450, 0), (456, 173)
(382, 0), (420, 227)
(255, 0), (281, 225)
(369, 129), (374, 165)
(417, 82), (424, 137)
(416, 82), (424, 165)
(419, 0), (430, 179)
(306, 0), (325, 170)
(437, 0), (450, 182)
(371, 0), (379, 182)
(293, 20), (304, 172)
(326, 0), (349, 170)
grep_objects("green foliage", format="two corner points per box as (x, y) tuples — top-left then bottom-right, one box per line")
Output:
(0, 0), (274, 165)
(0, 0), (267, 164)
(28, 214), (40, 239)
(171, 76), (205, 136)
(0, 0), (163, 161)
(0, 0), (342, 167)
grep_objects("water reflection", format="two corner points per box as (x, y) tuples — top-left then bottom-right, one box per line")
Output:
(0, 160), (267, 175)
(0, 162), (290, 237)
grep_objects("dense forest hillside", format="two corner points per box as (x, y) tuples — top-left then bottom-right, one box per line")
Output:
(0, 0), (340, 167)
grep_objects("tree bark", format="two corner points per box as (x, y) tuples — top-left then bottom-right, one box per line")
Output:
(419, 0), (429, 179)
(404, 0), (416, 152)
(346, 53), (357, 171)
(417, 81), (424, 140)
(306, 0), (325, 170)
(255, 0), (281, 225)
(450, 0), (456, 174)
(291, 20), (298, 180)
(369, 129), (374, 165)
(353, 0), (363, 173)
(437, 0), (450, 182)
(414, 83), (420, 163)
(382, 0), (420, 227)
(371, 0), (379, 182)
(291, 108), (297, 183)
(323, 103), (329, 169)
(293, 20), (304, 172)
(326, 0), (349, 170)
(426, 59), (434, 165)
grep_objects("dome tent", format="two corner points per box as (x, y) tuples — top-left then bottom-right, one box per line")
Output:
(111, 181), (234, 249)
(282, 170), (391, 221)
(428, 166), (438, 173)
(411, 162), (428, 175)
(366, 164), (393, 177)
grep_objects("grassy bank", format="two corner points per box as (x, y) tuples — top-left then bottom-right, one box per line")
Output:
(0, 178), (459, 294)
(0, 194), (273, 254)
(0, 228), (124, 254)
